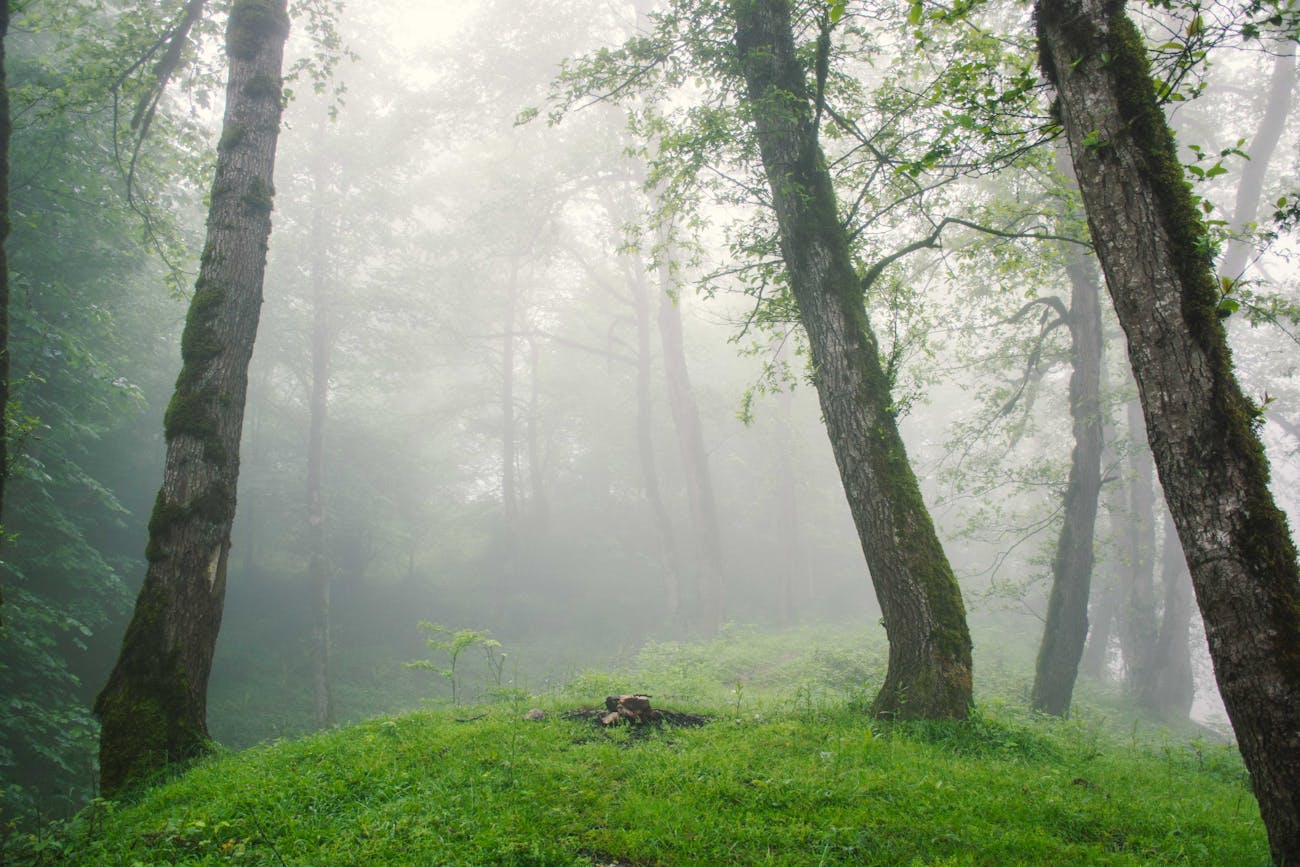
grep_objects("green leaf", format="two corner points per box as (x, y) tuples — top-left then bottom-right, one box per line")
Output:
(830, 0), (847, 23)
(907, 0), (923, 26)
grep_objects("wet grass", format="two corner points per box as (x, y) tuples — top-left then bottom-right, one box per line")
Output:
(6, 626), (1268, 864)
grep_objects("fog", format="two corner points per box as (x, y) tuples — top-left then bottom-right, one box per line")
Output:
(4, 0), (1298, 819)
(195, 0), (1295, 744)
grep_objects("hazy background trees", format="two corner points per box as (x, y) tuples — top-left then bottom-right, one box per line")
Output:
(0, 0), (1296, 832)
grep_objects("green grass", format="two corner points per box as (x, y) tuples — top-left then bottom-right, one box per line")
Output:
(5, 626), (1269, 865)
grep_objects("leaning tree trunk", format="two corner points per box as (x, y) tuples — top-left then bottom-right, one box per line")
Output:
(1036, 1), (1300, 859)
(1219, 41), (1296, 283)
(735, 0), (972, 719)
(1031, 250), (1104, 716)
(95, 0), (290, 797)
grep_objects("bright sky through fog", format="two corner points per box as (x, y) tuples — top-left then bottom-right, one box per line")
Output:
(379, 2), (477, 52)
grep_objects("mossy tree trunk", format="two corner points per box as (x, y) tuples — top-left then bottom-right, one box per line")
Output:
(734, 0), (972, 719)
(95, 0), (290, 797)
(1036, 1), (1300, 859)
(1031, 250), (1104, 716)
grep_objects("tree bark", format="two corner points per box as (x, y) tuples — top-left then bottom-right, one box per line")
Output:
(1219, 41), (1296, 283)
(734, 0), (972, 719)
(1037, 2), (1300, 858)
(95, 0), (290, 797)
(1031, 251), (1104, 715)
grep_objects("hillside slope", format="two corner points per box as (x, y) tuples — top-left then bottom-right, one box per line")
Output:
(11, 697), (1267, 865)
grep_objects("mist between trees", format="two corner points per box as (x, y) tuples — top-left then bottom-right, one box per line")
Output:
(0, 0), (1297, 859)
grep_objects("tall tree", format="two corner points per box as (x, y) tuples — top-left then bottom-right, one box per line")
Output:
(1036, 1), (1300, 859)
(96, 0), (292, 797)
(1140, 510), (1196, 721)
(1219, 41), (1296, 283)
(306, 156), (335, 730)
(1030, 235), (1104, 715)
(734, 0), (972, 718)
(1117, 399), (1158, 690)
(655, 245), (726, 632)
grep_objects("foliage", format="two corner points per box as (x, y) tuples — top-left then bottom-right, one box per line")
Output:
(405, 623), (505, 707)
(0, 0), (202, 826)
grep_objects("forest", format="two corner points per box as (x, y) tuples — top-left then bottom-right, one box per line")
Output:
(1, 0), (1298, 863)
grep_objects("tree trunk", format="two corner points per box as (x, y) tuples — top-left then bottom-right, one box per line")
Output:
(525, 335), (550, 533)
(1140, 510), (1195, 721)
(95, 0), (290, 797)
(1219, 41), (1296, 283)
(1037, 2), (1300, 858)
(655, 245), (724, 633)
(734, 0), (972, 719)
(1031, 251), (1104, 715)
(498, 255), (521, 616)
(1080, 573), (1116, 680)
(630, 257), (683, 621)
(306, 171), (334, 730)
(1118, 399), (1158, 691)
(774, 382), (802, 626)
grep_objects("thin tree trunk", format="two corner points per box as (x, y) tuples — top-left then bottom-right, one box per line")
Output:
(1031, 250), (1105, 715)
(306, 172), (333, 730)
(655, 247), (724, 632)
(1037, 2), (1300, 857)
(631, 258), (682, 620)
(1140, 510), (1195, 721)
(1080, 574), (1116, 680)
(1219, 42), (1296, 282)
(735, 0), (972, 719)
(1118, 399), (1158, 691)
(96, 0), (290, 797)
(774, 383), (801, 626)
(499, 255), (521, 615)
(525, 335), (550, 533)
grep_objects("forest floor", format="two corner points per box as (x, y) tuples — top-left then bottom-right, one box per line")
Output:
(7, 626), (1269, 865)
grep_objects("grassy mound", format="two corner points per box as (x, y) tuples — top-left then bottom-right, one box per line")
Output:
(6, 625), (1268, 864)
